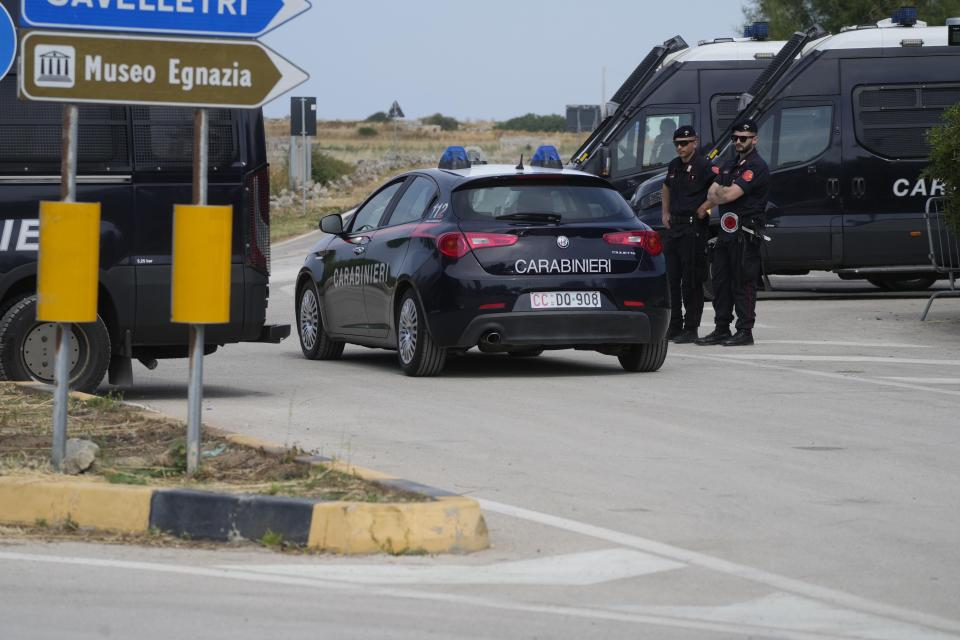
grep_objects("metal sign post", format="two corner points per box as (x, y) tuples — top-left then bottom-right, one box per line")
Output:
(51, 104), (78, 471)
(186, 108), (208, 476)
(300, 97), (307, 217)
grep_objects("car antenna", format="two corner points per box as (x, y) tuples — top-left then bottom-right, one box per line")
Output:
(515, 154), (524, 170)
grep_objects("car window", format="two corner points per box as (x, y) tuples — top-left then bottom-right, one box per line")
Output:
(387, 176), (437, 227)
(351, 181), (404, 232)
(642, 113), (693, 168)
(776, 105), (832, 168)
(452, 181), (635, 222)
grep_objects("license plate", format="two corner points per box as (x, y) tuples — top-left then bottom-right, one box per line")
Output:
(530, 291), (601, 309)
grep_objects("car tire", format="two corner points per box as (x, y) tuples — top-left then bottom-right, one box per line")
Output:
(509, 349), (543, 358)
(867, 276), (937, 291)
(297, 280), (344, 360)
(618, 339), (668, 372)
(0, 295), (110, 393)
(396, 290), (446, 377)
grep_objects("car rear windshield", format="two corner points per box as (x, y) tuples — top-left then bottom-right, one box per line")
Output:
(452, 179), (635, 222)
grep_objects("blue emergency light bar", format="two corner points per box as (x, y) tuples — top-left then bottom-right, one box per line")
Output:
(530, 145), (563, 169)
(744, 22), (769, 40)
(892, 6), (918, 26)
(438, 146), (471, 170)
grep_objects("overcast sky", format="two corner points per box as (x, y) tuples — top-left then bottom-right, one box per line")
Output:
(261, 0), (747, 121)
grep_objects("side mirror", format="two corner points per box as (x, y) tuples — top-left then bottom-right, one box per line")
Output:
(598, 147), (611, 177)
(319, 214), (343, 235)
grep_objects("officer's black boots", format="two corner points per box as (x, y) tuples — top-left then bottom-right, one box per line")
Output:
(673, 329), (699, 344)
(722, 329), (754, 347)
(666, 327), (685, 341)
(694, 328), (732, 346)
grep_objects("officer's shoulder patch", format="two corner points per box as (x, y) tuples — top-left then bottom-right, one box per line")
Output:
(742, 169), (754, 182)
(711, 166), (720, 175)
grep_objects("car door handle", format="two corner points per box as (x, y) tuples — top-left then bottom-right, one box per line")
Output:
(353, 245), (366, 255)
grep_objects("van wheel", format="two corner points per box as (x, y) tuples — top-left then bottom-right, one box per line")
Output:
(297, 281), (344, 360)
(618, 339), (668, 372)
(867, 276), (937, 291)
(0, 296), (110, 393)
(397, 291), (446, 377)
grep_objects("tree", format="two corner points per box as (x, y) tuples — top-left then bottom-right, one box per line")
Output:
(741, 0), (960, 39)
(495, 113), (566, 132)
(365, 111), (389, 123)
(925, 104), (960, 233)
(421, 113), (460, 131)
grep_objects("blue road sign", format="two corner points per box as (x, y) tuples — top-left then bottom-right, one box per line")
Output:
(19, 0), (310, 38)
(0, 4), (15, 82)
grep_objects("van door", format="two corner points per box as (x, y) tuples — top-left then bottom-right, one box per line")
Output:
(841, 81), (957, 268)
(760, 99), (842, 271)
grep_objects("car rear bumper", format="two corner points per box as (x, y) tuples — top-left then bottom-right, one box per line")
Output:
(450, 308), (670, 348)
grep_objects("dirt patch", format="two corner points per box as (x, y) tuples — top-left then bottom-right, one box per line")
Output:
(0, 383), (428, 504)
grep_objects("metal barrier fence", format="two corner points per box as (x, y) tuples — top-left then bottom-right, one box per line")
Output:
(921, 196), (960, 320)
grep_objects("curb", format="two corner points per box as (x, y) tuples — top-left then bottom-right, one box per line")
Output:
(0, 383), (489, 555)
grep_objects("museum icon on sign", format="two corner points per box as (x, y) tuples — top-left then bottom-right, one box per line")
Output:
(34, 45), (75, 88)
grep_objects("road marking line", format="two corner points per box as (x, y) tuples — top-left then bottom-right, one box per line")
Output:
(0, 551), (894, 640)
(221, 548), (683, 586)
(879, 377), (960, 385)
(477, 499), (960, 636)
(707, 354), (960, 366)
(756, 340), (931, 349)
(671, 352), (960, 398)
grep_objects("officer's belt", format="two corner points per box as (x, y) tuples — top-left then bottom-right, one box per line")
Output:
(669, 214), (697, 224)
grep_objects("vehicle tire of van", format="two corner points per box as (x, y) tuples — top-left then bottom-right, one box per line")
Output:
(867, 276), (937, 291)
(397, 291), (446, 377)
(296, 281), (344, 360)
(0, 296), (110, 393)
(618, 339), (668, 372)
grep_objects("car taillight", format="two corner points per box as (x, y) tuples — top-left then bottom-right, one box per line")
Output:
(436, 232), (518, 259)
(603, 230), (662, 256)
(244, 166), (270, 274)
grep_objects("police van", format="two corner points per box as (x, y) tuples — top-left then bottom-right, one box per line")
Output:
(572, 25), (786, 201)
(633, 10), (960, 290)
(0, 66), (288, 391)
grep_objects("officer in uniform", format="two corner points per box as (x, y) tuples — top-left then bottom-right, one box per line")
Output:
(660, 125), (712, 343)
(696, 119), (770, 347)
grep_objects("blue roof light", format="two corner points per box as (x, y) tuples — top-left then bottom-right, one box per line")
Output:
(744, 22), (769, 40)
(892, 6), (918, 26)
(438, 146), (471, 170)
(530, 145), (563, 169)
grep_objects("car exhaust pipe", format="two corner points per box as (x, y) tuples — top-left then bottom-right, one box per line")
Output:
(483, 332), (502, 345)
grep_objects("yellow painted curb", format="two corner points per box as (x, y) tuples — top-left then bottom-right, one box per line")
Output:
(0, 476), (153, 534)
(308, 496), (489, 555)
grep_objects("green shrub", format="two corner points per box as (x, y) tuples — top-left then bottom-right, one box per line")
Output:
(422, 113), (459, 131)
(495, 113), (566, 132)
(356, 126), (378, 138)
(366, 111), (390, 123)
(925, 104), (960, 233)
(311, 151), (355, 185)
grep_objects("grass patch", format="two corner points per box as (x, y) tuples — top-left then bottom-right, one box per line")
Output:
(259, 529), (284, 547)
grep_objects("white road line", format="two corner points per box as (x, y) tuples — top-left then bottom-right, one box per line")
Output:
(0, 551), (901, 640)
(879, 377), (960, 385)
(223, 548), (683, 586)
(755, 341), (931, 349)
(671, 352), (960, 398)
(704, 354), (960, 367)
(272, 229), (321, 249)
(477, 499), (960, 636)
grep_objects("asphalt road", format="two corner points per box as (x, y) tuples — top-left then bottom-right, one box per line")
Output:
(2, 232), (959, 639)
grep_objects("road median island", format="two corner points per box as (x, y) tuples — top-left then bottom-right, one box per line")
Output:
(0, 383), (488, 554)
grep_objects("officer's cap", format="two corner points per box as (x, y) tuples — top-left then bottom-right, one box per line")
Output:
(673, 125), (697, 140)
(733, 119), (759, 134)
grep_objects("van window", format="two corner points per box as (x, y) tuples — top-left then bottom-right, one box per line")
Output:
(132, 106), (237, 171)
(853, 84), (958, 159)
(711, 94), (741, 142)
(776, 105), (832, 168)
(643, 113), (692, 167)
(613, 116), (641, 176)
(0, 76), (130, 171)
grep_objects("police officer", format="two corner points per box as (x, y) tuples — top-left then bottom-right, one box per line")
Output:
(696, 119), (770, 347)
(661, 125), (712, 343)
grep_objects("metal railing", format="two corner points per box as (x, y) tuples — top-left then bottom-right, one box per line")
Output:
(921, 196), (960, 320)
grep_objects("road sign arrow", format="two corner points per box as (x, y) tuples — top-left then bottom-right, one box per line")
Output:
(19, 31), (308, 109)
(0, 3), (15, 82)
(20, 0), (311, 38)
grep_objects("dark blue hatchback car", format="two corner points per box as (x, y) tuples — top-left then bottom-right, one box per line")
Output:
(295, 147), (669, 376)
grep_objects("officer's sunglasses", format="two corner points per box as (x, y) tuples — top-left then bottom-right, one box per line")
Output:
(674, 139), (695, 148)
(732, 134), (756, 143)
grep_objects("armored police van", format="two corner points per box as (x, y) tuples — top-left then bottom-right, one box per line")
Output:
(0, 67), (288, 391)
(572, 25), (786, 201)
(633, 11), (960, 290)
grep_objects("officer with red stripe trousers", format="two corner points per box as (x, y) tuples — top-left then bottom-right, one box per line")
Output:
(696, 119), (770, 347)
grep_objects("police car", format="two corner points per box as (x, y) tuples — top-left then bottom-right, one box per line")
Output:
(295, 146), (669, 376)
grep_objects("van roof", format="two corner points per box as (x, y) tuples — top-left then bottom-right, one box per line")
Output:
(803, 25), (949, 54)
(662, 38), (785, 66)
